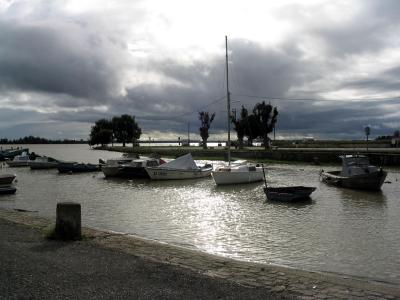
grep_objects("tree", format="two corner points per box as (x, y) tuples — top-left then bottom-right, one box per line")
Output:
(112, 114), (142, 147)
(245, 114), (261, 146)
(231, 106), (248, 149)
(89, 119), (113, 146)
(198, 111), (215, 149)
(253, 101), (278, 149)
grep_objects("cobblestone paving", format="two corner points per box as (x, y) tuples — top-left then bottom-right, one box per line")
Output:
(1, 208), (399, 299)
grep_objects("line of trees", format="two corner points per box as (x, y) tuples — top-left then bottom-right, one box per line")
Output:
(89, 114), (142, 147)
(231, 101), (278, 149)
(198, 101), (278, 149)
(0, 137), (87, 144)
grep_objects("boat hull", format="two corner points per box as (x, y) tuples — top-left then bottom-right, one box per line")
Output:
(0, 186), (17, 195)
(145, 167), (212, 180)
(212, 168), (264, 185)
(0, 174), (16, 185)
(102, 166), (149, 178)
(58, 163), (100, 173)
(29, 162), (59, 169)
(264, 186), (316, 202)
(5, 161), (30, 167)
(320, 170), (387, 190)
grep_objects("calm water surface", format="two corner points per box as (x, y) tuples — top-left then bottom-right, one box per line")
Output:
(1, 144), (399, 284)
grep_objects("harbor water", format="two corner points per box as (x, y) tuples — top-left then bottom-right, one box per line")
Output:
(1, 144), (399, 285)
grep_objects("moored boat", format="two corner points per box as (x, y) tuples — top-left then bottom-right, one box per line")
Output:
(0, 173), (16, 186)
(145, 153), (212, 180)
(212, 161), (264, 185)
(58, 162), (100, 173)
(0, 186), (17, 195)
(29, 156), (59, 169)
(261, 164), (316, 202)
(102, 157), (165, 178)
(320, 155), (387, 190)
(264, 186), (316, 202)
(5, 151), (31, 167)
(0, 148), (29, 161)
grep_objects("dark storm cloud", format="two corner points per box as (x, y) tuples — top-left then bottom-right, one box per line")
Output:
(1, 0), (400, 140)
(0, 19), (128, 106)
(307, 1), (400, 56)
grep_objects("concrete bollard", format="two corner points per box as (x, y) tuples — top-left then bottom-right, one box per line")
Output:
(55, 202), (81, 240)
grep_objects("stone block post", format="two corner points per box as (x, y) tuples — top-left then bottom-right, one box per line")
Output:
(55, 202), (81, 240)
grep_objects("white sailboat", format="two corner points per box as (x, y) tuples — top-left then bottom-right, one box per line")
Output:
(212, 36), (264, 185)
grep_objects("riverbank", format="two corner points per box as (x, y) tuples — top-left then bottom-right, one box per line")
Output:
(97, 145), (400, 166)
(0, 208), (399, 299)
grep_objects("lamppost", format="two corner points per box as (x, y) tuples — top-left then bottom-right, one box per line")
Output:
(364, 125), (371, 152)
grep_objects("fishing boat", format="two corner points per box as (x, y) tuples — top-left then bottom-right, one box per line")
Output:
(145, 153), (212, 180)
(58, 162), (100, 173)
(211, 36), (264, 185)
(102, 157), (165, 178)
(261, 165), (316, 202)
(5, 151), (31, 167)
(29, 156), (59, 169)
(320, 155), (387, 190)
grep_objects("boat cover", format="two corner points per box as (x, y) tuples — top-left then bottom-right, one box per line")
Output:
(160, 153), (198, 170)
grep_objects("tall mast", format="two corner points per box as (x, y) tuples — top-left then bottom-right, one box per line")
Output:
(225, 36), (231, 164)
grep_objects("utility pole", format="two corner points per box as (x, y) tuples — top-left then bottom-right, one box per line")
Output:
(225, 35), (231, 164)
(187, 122), (190, 146)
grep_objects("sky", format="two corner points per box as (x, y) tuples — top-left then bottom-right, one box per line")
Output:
(1, 0), (400, 141)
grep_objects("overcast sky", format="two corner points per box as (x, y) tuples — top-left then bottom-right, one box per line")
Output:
(1, 0), (400, 141)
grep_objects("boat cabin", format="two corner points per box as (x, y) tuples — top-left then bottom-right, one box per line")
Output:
(339, 155), (379, 177)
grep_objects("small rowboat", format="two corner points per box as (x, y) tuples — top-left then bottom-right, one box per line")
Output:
(261, 164), (316, 202)
(264, 186), (316, 202)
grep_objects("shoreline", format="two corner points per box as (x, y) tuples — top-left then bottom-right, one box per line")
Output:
(1, 208), (399, 299)
(96, 145), (400, 166)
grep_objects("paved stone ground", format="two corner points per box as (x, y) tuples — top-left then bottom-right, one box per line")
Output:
(1, 208), (399, 299)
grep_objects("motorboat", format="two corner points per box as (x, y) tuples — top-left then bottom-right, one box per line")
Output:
(29, 156), (59, 169)
(320, 155), (387, 190)
(102, 157), (165, 178)
(264, 186), (316, 202)
(0, 148), (29, 161)
(58, 162), (100, 173)
(0, 173), (16, 186)
(145, 153), (212, 180)
(212, 160), (264, 185)
(5, 151), (31, 167)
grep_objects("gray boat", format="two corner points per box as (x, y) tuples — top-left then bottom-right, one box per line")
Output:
(320, 155), (387, 190)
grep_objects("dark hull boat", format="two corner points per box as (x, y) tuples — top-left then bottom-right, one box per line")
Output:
(0, 173), (17, 195)
(264, 186), (316, 202)
(58, 162), (100, 173)
(0, 186), (17, 195)
(320, 155), (387, 190)
(320, 170), (387, 190)
(102, 157), (165, 179)
(0, 173), (16, 185)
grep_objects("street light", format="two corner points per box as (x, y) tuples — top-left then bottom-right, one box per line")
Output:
(364, 125), (371, 152)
